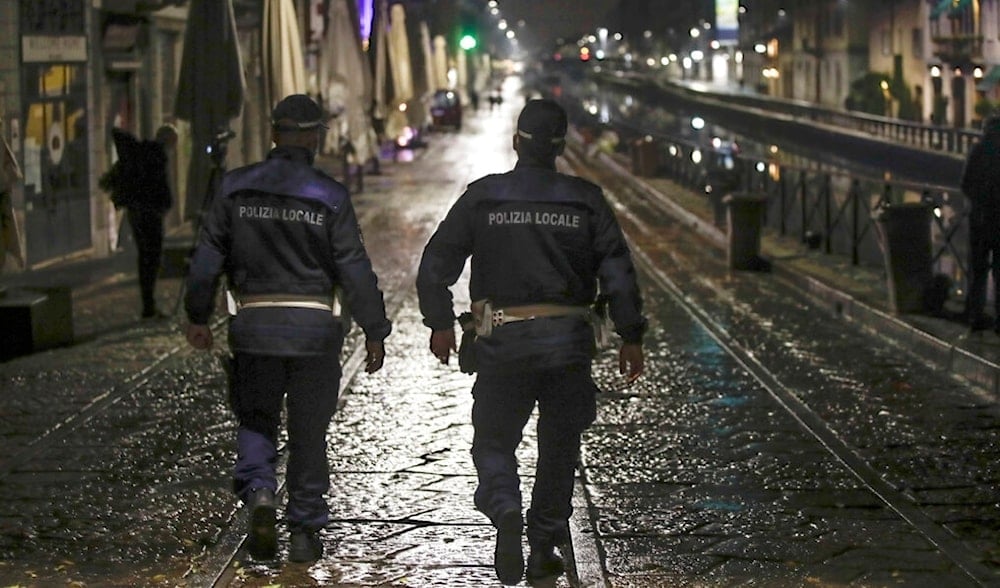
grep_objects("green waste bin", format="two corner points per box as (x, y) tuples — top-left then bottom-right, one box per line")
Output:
(874, 202), (933, 314)
(631, 136), (659, 176)
(724, 192), (769, 271)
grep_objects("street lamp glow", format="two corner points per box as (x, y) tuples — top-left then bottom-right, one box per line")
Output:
(506, 30), (515, 39)
(930, 65), (942, 77)
(690, 27), (700, 38)
(691, 116), (705, 130)
(498, 19), (507, 30)
(754, 43), (766, 54)
(460, 34), (477, 50)
(488, 0), (497, 7)
(691, 50), (704, 62)
(660, 56), (669, 66)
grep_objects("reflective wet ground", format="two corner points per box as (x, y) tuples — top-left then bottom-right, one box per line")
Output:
(0, 77), (998, 587)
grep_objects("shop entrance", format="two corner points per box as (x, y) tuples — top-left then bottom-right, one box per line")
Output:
(21, 63), (91, 266)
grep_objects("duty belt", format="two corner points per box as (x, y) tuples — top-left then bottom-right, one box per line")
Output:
(471, 299), (592, 337)
(236, 294), (336, 313)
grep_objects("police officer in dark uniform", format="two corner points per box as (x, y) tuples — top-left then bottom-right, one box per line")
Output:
(416, 99), (646, 585)
(961, 115), (1000, 333)
(184, 94), (391, 563)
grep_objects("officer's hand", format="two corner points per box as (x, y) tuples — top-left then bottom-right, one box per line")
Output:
(186, 323), (213, 350)
(618, 343), (644, 384)
(430, 328), (456, 365)
(365, 339), (385, 373)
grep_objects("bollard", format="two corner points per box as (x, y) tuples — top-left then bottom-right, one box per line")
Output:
(874, 202), (933, 314)
(0, 286), (73, 360)
(631, 136), (659, 176)
(723, 192), (770, 271)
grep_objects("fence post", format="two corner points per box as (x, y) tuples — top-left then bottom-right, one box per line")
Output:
(799, 172), (808, 244)
(824, 174), (832, 254)
(851, 179), (860, 266)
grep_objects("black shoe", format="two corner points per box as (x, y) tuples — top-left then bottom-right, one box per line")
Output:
(526, 547), (565, 584)
(289, 529), (324, 563)
(493, 509), (524, 585)
(246, 488), (277, 560)
(141, 307), (169, 320)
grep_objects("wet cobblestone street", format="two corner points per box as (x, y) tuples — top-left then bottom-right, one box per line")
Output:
(1, 81), (999, 588)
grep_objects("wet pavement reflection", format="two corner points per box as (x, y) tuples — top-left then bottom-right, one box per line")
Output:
(0, 75), (998, 587)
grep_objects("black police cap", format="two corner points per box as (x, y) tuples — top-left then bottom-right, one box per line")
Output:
(516, 99), (567, 144)
(271, 94), (329, 131)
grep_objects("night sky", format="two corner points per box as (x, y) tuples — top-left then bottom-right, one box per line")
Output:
(496, 0), (619, 51)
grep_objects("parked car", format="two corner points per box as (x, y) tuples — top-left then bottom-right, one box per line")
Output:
(430, 90), (462, 131)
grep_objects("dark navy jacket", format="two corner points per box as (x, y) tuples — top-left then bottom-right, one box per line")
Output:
(961, 118), (1000, 226)
(185, 146), (391, 356)
(416, 160), (646, 373)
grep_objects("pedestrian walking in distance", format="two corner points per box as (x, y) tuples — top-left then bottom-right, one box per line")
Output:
(104, 124), (177, 319)
(183, 94), (391, 563)
(416, 98), (646, 585)
(961, 115), (1000, 333)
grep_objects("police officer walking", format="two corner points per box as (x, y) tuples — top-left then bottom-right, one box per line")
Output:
(961, 115), (1000, 333)
(184, 94), (391, 563)
(416, 99), (646, 585)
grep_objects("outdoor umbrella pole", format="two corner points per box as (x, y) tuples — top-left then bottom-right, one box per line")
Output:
(172, 129), (235, 316)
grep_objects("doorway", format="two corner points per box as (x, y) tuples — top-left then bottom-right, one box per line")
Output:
(21, 63), (91, 266)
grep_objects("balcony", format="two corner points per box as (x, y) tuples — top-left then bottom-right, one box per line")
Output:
(931, 34), (983, 64)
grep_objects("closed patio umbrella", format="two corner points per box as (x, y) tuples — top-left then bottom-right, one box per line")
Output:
(318, 0), (378, 162)
(433, 35), (449, 91)
(420, 21), (436, 95)
(262, 0), (307, 111)
(372, 0), (390, 133)
(387, 3), (414, 105)
(175, 0), (245, 220)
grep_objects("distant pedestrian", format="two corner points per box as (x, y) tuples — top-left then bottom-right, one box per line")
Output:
(960, 115), (1000, 333)
(416, 99), (646, 585)
(183, 94), (391, 563)
(1, 128), (23, 275)
(489, 86), (503, 110)
(103, 124), (177, 319)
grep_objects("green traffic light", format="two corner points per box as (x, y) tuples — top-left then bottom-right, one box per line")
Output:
(460, 34), (477, 50)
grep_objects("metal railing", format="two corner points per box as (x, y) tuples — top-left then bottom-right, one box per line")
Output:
(649, 75), (982, 158)
(623, 125), (970, 297)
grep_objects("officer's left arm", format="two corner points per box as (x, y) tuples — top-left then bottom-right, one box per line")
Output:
(591, 190), (647, 345)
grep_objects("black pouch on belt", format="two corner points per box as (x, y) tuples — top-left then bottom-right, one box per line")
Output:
(457, 311), (477, 375)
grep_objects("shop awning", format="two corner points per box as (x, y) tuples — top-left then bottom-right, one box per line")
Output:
(977, 65), (1000, 91)
(931, 0), (972, 18)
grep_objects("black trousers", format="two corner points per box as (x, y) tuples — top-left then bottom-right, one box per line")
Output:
(965, 216), (1000, 322)
(471, 364), (597, 550)
(230, 351), (341, 531)
(126, 207), (164, 314)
